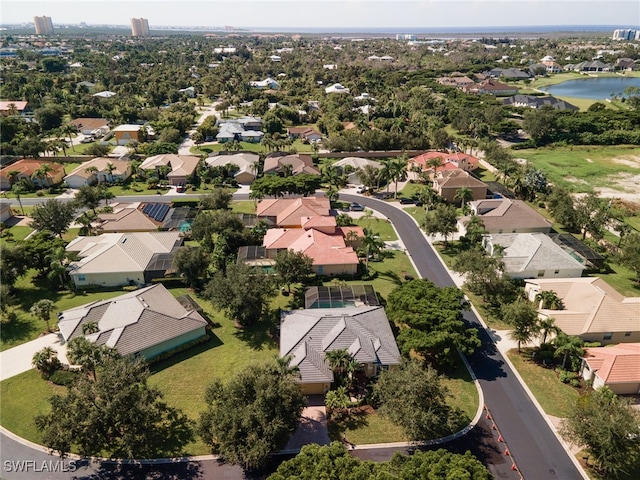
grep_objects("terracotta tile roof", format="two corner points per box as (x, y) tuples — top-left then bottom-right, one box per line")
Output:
(0, 101), (28, 112)
(139, 154), (200, 178)
(263, 228), (358, 267)
(0, 159), (64, 179)
(435, 169), (487, 189)
(257, 197), (330, 226)
(409, 151), (480, 171)
(583, 344), (640, 384)
(69, 118), (109, 130)
(65, 157), (130, 179)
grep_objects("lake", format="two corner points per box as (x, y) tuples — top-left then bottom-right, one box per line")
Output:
(541, 77), (640, 100)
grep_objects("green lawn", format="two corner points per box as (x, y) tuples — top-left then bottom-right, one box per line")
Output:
(441, 359), (480, 420)
(512, 146), (640, 193)
(506, 349), (579, 418)
(594, 262), (640, 297)
(230, 200), (257, 215)
(474, 167), (497, 183)
(1, 225), (33, 243)
(108, 184), (165, 196)
(344, 250), (417, 301)
(328, 408), (408, 445)
(355, 217), (398, 241)
(397, 182), (423, 199)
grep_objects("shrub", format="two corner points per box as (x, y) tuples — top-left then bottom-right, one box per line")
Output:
(36, 190), (45, 196)
(49, 369), (78, 386)
(569, 378), (581, 388)
(558, 370), (578, 384)
(538, 350), (554, 363)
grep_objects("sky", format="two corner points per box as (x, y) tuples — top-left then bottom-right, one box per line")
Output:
(1, 0), (639, 29)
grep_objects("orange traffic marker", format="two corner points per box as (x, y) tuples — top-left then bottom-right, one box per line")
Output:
(498, 435), (503, 442)
(504, 448), (510, 456)
(511, 463), (517, 471)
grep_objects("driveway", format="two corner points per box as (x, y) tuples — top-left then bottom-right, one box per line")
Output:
(283, 395), (330, 452)
(1, 333), (68, 381)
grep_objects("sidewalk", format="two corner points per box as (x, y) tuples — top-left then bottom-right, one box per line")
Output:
(0, 333), (69, 381)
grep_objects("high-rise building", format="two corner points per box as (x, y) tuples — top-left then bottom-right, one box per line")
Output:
(131, 18), (150, 37)
(612, 28), (638, 41)
(34, 16), (54, 35)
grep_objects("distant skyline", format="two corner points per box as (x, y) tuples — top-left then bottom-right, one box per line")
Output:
(1, 1), (639, 30)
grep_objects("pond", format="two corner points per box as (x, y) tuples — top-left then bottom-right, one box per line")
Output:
(540, 76), (640, 100)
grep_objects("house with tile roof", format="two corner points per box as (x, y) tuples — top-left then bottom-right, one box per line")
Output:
(58, 284), (208, 360)
(96, 202), (162, 233)
(112, 124), (143, 145)
(433, 169), (488, 203)
(0, 159), (65, 190)
(287, 127), (323, 143)
(0, 101), (28, 116)
(257, 197), (330, 227)
(332, 157), (383, 184)
(206, 152), (259, 184)
(502, 94), (578, 111)
(460, 198), (553, 234)
(483, 233), (586, 279)
(64, 158), (132, 188)
(66, 232), (182, 288)
(262, 224), (362, 276)
(408, 151), (480, 178)
(580, 344), (640, 395)
(138, 154), (200, 186)
(279, 306), (401, 394)
(524, 277), (640, 345)
(69, 118), (110, 136)
(263, 153), (320, 176)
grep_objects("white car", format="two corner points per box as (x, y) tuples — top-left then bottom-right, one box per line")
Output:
(355, 185), (367, 194)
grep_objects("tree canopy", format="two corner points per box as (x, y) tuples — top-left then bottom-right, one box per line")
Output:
(373, 359), (469, 441)
(269, 442), (491, 480)
(35, 353), (194, 458)
(274, 249), (314, 293)
(197, 361), (306, 470)
(387, 279), (480, 369)
(29, 199), (77, 238)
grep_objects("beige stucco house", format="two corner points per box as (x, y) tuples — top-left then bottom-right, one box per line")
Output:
(64, 157), (132, 188)
(524, 277), (640, 345)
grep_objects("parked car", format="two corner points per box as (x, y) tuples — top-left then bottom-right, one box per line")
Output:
(355, 185), (367, 194)
(398, 197), (415, 205)
(349, 202), (365, 212)
(80, 135), (94, 144)
(176, 184), (185, 193)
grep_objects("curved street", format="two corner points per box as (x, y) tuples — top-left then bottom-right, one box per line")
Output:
(1, 191), (584, 479)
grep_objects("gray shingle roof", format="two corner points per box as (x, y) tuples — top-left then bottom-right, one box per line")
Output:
(58, 284), (207, 357)
(280, 306), (401, 385)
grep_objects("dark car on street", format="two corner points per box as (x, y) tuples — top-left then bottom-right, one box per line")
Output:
(349, 202), (365, 211)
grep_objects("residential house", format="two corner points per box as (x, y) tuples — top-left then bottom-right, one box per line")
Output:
(112, 124), (144, 145)
(436, 76), (475, 88)
(332, 157), (383, 184)
(367, 55), (394, 61)
(263, 153), (320, 176)
(257, 197), (331, 228)
(93, 91), (117, 98)
(538, 56), (563, 74)
(615, 58), (638, 71)
(580, 344), (640, 395)
(0, 159), (65, 190)
(433, 169), (488, 203)
(178, 86), (196, 97)
(269, 55), (281, 62)
(138, 154), (200, 186)
(96, 202), (163, 233)
(205, 153), (260, 184)
(57, 284), (208, 360)
(64, 157), (132, 188)
(564, 60), (613, 72)
(66, 231), (182, 288)
(0, 101), (28, 116)
(484, 67), (530, 80)
(482, 233), (586, 279)
(0, 201), (13, 222)
(459, 198), (553, 234)
(249, 77), (279, 89)
(502, 94), (578, 111)
(408, 151), (480, 178)
(262, 219), (362, 276)
(216, 117), (264, 143)
(464, 79), (518, 95)
(279, 306), (401, 394)
(524, 277), (640, 345)
(287, 127), (323, 143)
(70, 118), (110, 136)
(325, 83), (350, 94)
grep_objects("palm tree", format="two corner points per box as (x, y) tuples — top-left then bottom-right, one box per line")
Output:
(47, 246), (68, 288)
(31, 164), (53, 189)
(82, 321), (99, 335)
(32, 347), (60, 379)
(84, 166), (99, 183)
(454, 186), (474, 209)
(345, 357), (361, 390)
(388, 156), (407, 199)
(66, 336), (106, 381)
(359, 228), (385, 272)
(30, 299), (55, 332)
(11, 183), (26, 216)
(417, 184), (439, 215)
(105, 162), (117, 183)
(6, 170), (20, 187)
(61, 124), (76, 151)
(274, 354), (300, 378)
(77, 211), (97, 236)
(325, 348), (352, 379)
(322, 164), (347, 190)
(426, 156), (444, 177)
(553, 332), (584, 370)
(509, 322), (537, 353)
(535, 290), (564, 310)
(463, 215), (486, 245)
(538, 317), (560, 344)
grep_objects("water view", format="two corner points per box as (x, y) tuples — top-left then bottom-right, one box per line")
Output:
(541, 76), (640, 100)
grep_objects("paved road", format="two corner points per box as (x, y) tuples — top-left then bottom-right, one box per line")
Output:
(339, 193), (583, 480)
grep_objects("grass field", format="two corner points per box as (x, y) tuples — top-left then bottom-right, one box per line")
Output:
(506, 349), (580, 418)
(355, 217), (398, 241)
(513, 145), (640, 193)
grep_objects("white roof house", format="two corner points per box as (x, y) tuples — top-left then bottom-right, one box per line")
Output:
(66, 232), (181, 288)
(58, 284), (207, 360)
(332, 157), (383, 184)
(206, 152), (260, 184)
(483, 233), (586, 279)
(325, 83), (350, 94)
(249, 77), (279, 89)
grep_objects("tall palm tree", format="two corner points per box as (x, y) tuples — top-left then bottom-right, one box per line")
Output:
(31, 164), (53, 189)
(359, 228), (385, 271)
(388, 156), (407, 199)
(463, 214), (486, 245)
(274, 354), (300, 378)
(77, 211), (97, 236)
(426, 156), (444, 177)
(11, 183), (26, 216)
(454, 186), (474, 209)
(553, 332), (584, 370)
(6, 170), (20, 187)
(538, 317), (560, 344)
(325, 349), (353, 383)
(417, 184), (439, 215)
(84, 166), (99, 184)
(30, 299), (55, 332)
(105, 162), (117, 183)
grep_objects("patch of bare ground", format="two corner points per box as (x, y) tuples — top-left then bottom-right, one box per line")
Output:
(598, 172), (640, 201)
(611, 155), (640, 168)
